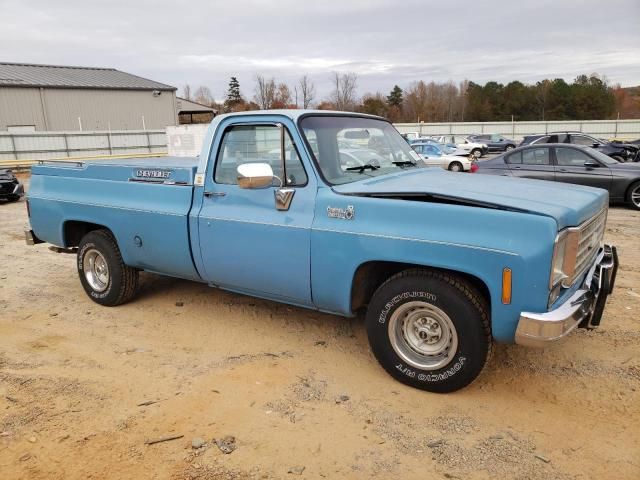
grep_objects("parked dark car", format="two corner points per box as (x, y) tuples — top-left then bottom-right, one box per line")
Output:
(0, 169), (24, 202)
(520, 132), (639, 162)
(467, 134), (517, 152)
(473, 144), (640, 210)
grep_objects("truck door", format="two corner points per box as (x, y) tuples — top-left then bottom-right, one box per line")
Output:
(197, 120), (315, 306)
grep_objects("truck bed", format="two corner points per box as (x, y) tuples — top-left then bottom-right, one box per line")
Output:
(28, 156), (202, 281)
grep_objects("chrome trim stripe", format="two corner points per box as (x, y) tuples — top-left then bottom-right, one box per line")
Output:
(313, 227), (519, 256)
(27, 196), (186, 217)
(198, 216), (308, 229)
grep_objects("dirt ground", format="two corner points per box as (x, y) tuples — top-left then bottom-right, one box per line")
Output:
(1, 174), (639, 480)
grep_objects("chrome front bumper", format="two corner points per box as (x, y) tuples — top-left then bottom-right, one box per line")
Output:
(515, 244), (618, 348)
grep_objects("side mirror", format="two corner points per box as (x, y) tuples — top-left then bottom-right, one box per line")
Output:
(592, 143), (600, 148)
(237, 163), (275, 189)
(584, 161), (599, 169)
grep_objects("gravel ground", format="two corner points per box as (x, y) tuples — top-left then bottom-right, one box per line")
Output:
(1, 174), (639, 479)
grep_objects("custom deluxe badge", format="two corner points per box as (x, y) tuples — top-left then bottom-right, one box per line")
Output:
(327, 205), (355, 220)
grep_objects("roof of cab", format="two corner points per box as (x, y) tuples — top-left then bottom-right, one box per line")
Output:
(213, 109), (386, 122)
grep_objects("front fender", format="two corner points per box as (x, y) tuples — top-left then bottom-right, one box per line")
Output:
(310, 190), (557, 343)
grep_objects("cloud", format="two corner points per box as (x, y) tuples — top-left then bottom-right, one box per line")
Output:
(1, 0), (638, 100)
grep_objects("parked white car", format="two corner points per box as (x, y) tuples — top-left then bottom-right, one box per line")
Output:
(411, 142), (473, 172)
(430, 135), (488, 158)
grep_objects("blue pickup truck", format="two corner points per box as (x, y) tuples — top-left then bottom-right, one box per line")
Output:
(25, 110), (618, 393)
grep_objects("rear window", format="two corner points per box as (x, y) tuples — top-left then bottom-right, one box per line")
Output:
(505, 152), (522, 164)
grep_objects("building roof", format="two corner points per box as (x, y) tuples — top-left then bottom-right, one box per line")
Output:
(0, 62), (176, 91)
(176, 97), (216, 113)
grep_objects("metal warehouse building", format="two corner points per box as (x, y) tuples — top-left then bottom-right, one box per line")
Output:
(0, 62), (179, 131)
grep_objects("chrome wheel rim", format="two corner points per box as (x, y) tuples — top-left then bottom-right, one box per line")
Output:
(632, 186), (640, 208)
(388, 301), (458, 370)
(450, 163), (462, 172)
(506, 145), (514, 151)
(83, 249), (109, 292)
(472, 150), (481, 158)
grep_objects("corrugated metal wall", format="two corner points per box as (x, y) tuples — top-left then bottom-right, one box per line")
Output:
(0, 88), (48, 130)
(0, 87), (177, 131)
(394, 120), (640, 141)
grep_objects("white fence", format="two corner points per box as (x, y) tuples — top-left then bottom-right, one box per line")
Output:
(0, 129), (167, 161)
(393, 119), (640, 142)
(3, 119), (638, 165)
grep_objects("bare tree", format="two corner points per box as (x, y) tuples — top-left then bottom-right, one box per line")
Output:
(254, 75), (277, 109)
(182, 84), (192, 101)
(273, 83), (292, 108)
(330, 72), (358, 111)
(298, 75), (316, 109)
(193, 85), (213, 106)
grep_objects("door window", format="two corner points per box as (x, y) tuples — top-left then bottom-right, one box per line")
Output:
(522, 148), (550, 165)
(555, 148), (594, 166)
(214, 125), (307, 186)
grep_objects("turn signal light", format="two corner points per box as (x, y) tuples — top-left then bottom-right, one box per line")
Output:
(502, 268), (512, 305)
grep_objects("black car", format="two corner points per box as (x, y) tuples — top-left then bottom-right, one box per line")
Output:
(467, 134), (517, 152)
(473, 144), (640, 210)
(0, 169), (24, 202)
(520, 132), (639, 162)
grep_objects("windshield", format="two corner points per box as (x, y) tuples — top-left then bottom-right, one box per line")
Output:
(589, 148), (619, 165)
(300, 115), (421, 185)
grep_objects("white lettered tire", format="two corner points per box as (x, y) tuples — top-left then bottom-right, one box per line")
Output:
(77, 230), (139, 306)
(365, 269), (491, 393)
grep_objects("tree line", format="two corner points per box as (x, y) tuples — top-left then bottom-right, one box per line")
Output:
(182, 73), (639, 122)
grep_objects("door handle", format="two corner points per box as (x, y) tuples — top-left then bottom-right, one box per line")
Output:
(204, 191), (226, 197)
(558, 169), (567, 172)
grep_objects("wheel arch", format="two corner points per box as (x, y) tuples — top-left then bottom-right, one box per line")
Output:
(63, 220), (114, 248)
(350, 260), (491, 316)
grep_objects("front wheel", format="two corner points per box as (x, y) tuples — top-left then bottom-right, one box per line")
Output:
(611, 155), (625, 163)
(627, 181), (640, 211)
(471, 149), (482, 158)
(77, 230), (139, 306)
(448, 161), (464, 172)
(505, 144), (515, 151)
(365, 269), (491, 393)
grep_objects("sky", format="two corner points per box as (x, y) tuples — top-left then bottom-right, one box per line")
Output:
(2, 0), (639, 102)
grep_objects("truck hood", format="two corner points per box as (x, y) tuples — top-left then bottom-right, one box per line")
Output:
(332, 168), (607, 229)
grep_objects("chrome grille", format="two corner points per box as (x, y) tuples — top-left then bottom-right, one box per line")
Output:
(574, 209), (607, 279)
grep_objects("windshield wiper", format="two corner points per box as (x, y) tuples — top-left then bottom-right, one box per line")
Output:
(392, 160), (417, 168)
(346, 163), (381, 173)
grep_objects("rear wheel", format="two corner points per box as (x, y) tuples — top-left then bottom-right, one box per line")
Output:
(365, 269), (491, 393)
(448, 161), (464, 172)
(627, 181), (640, 211)
(77, 230), (139, 306)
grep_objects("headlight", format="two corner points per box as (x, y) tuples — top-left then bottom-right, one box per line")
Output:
(548, 229), (580, 305)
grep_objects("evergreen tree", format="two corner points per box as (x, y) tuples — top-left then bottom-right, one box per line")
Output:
(224, 77), (243, 111)
(387, 85), (403, 107)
